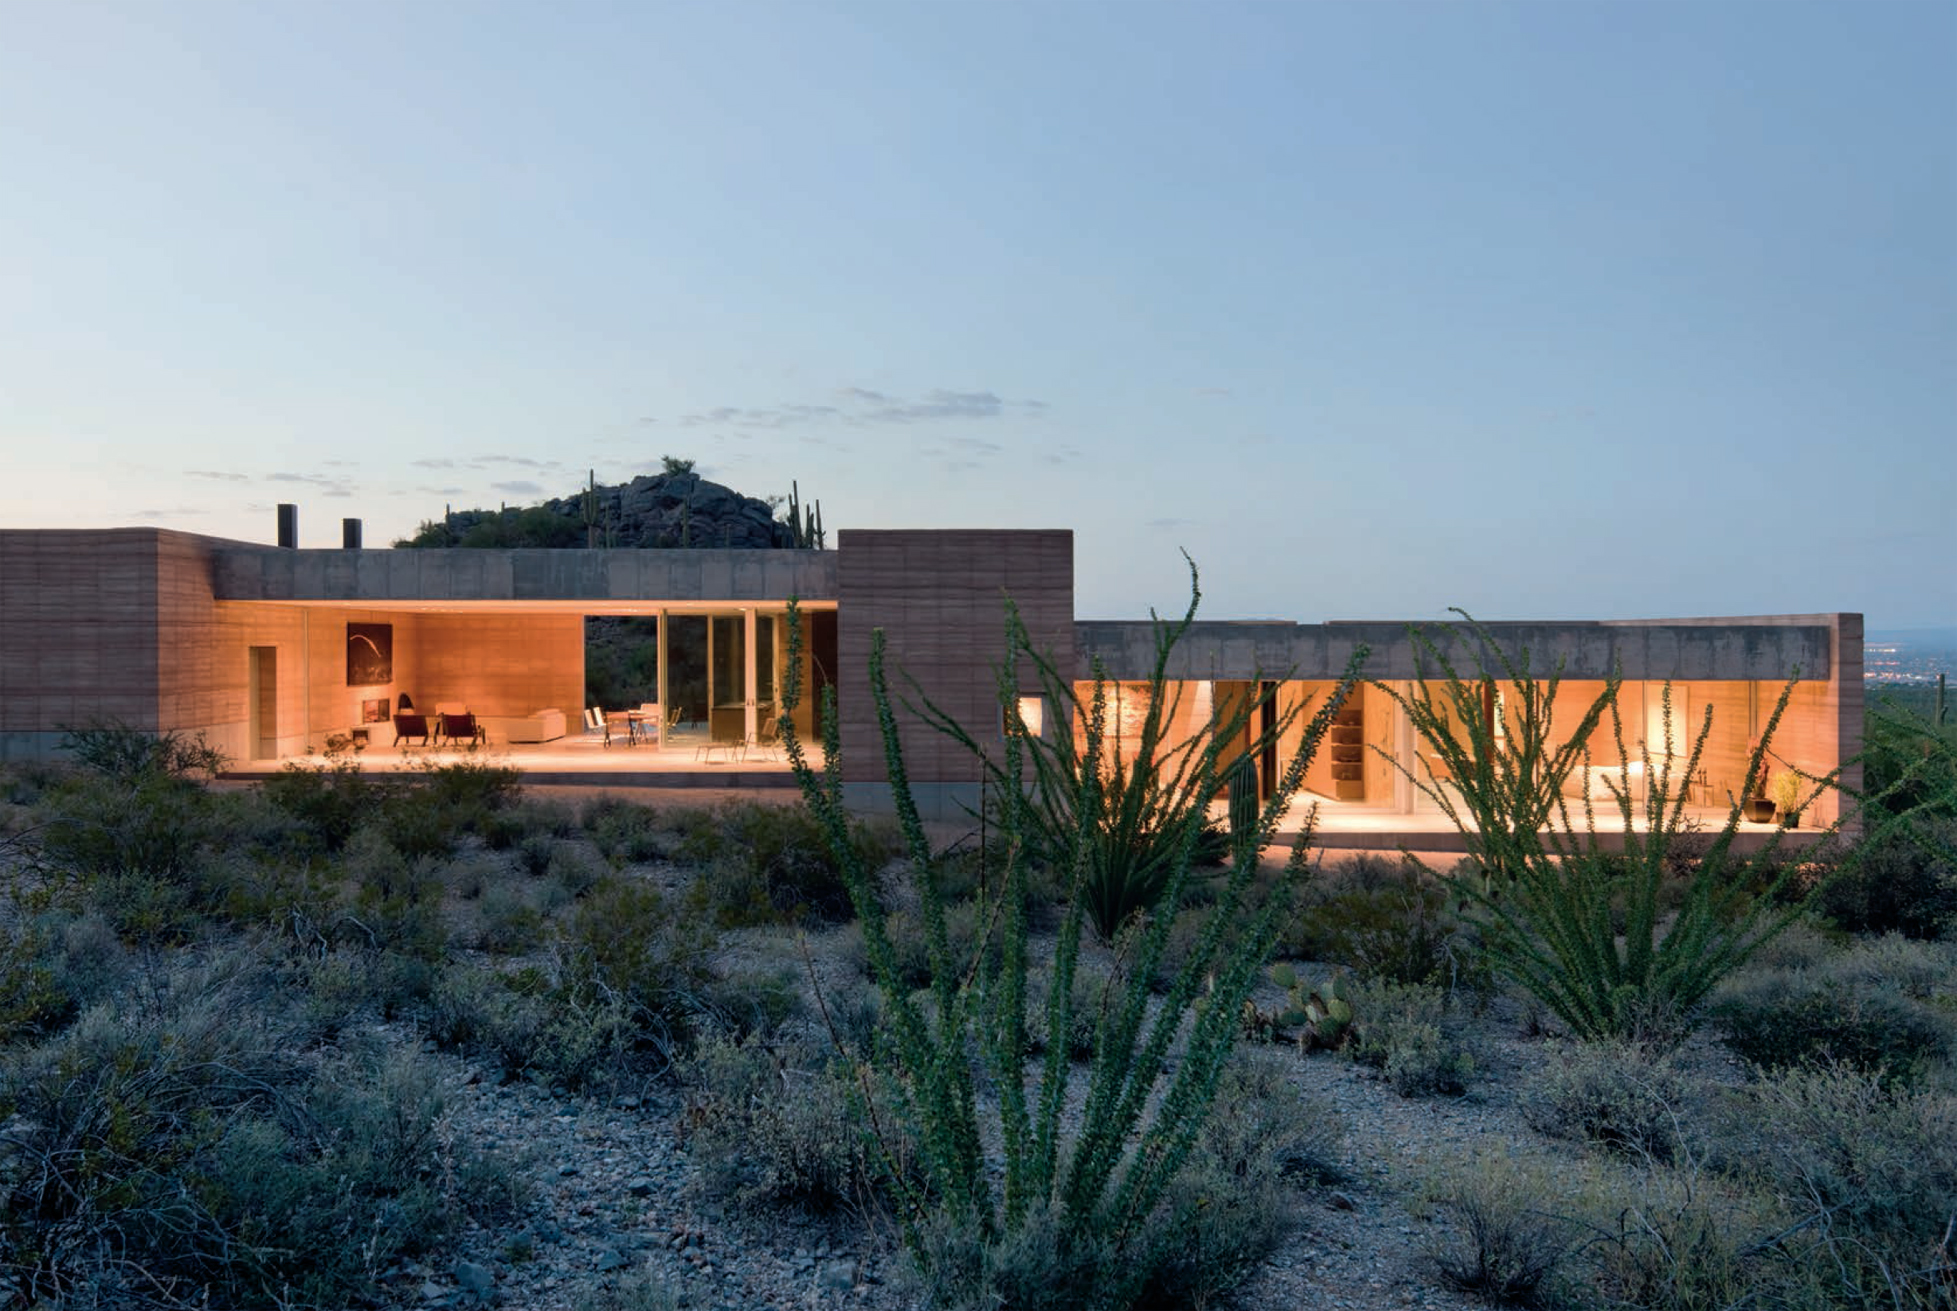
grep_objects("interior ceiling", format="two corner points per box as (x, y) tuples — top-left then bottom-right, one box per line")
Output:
(242, 599), (838, 615)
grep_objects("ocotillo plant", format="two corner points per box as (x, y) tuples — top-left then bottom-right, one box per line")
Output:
(776, 563), (1366, 1309)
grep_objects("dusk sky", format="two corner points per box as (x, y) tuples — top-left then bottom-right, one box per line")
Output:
(2, 1), (1951, 628)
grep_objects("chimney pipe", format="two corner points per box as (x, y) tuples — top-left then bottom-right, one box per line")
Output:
(276, 503), (298, 549)
(342, 517), (363, 549)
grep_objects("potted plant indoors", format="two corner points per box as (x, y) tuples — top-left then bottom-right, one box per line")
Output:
(1768, 768), (1805, 828)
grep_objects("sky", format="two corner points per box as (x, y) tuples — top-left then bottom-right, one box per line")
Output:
(2, 0), (1951, 628)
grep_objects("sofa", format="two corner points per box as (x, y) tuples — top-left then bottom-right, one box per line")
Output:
(500, 708), (567, 744)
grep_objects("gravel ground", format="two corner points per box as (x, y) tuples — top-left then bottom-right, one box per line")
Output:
(382, 956), (1584, 1311)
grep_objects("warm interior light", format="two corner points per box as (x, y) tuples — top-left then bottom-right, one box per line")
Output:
(1015, 695), (1045, 738)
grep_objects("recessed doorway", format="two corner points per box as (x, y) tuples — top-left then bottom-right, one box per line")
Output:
(248, 646), (277, 760)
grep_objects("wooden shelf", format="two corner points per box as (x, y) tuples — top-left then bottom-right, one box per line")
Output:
(1306, 690), (1366, 801)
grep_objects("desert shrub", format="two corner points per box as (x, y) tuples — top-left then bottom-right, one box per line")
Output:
(34, 768), (216, 885)
(700, 967), (803, 1042)
(1147, 903), (1210, 995)
(1138, 1048), (1338, 1306)
(478, 793), (570, 851)
(1425, 1154), (1579, 1307)
(58, 720), (225, 781)
(435, 878), (718, 1088)
(318, 759), (523, 863)
(585, 796), (670, 863)
(0, 957), (513, 1306)
(518, 831), (560, 875)
(1819, 821), (1957, 940)
(575, 1272), (683, 1311)
(925, 842), (990, 905)
(1582, 1163), (1781, 1311)
(260, 759), (380, 851)
(0, 911), (129, 1048)
(1826, 931), (1957, 999)
(1742, 916), (1841, 972)
(431, 957), (688, 1093)
(1525, 1041), (1691, 1162)
(0, 761), (67, 808)
(0, 926), (73, 1047)
(681, 1032), (917, 1212)
(1716, 956), (1954, 1086)
(376, 787), (463, 860)
(863, 902), (997, 992)
(546, 842), (606, 900)
(1286, 854), (1487, 993)
(340, 827), (448, 960)
(684, 800), (898, 928)
(296, 946), (438, 1031)
(513, 795), (579, 838)
(1346, 979), (1475, 1096)
(475, 880), (546, 954)
(1729, 1064), (1957, 1307)
(1026, 959), (1114, 1061)
(414, 756), (522, 824)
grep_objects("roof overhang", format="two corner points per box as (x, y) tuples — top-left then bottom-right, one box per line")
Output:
(211, 546), (839, 609)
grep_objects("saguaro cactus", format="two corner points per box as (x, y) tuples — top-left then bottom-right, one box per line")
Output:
(582, 470), (600, 549)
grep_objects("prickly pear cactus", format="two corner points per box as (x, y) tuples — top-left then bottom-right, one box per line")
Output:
(1267, 964), (1353, 1050)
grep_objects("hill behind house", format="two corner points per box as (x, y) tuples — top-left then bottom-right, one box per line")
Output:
(395, 469), (803, 551)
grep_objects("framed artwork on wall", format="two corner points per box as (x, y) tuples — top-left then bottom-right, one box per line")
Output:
(347, 622), (393, 686)
(361, 697), (390, 723)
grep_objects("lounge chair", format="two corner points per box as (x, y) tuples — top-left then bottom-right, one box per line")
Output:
(393, 712), (431, 747)
(440, 711), (485, 748)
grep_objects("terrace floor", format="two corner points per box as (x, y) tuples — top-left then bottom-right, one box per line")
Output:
(226, 725), (810, 790)
(222, 727), (1818, 855)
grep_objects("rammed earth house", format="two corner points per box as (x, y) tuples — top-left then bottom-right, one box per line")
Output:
(0, 521), (1861, 842)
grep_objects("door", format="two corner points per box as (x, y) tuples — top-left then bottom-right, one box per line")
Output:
(248, 646), (277, 760)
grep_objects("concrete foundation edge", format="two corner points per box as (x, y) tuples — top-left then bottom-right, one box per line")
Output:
(841, 781), (983, 824)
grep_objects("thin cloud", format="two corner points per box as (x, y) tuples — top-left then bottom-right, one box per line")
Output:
(491, 480), (544, 496)
(411, 455), (564, 472)
(185, 470), (248, 482)
(265, 472), (353, 496)
(679, 386), (1045, 430)
(479, 455), (560, 469)
(865, 389), (1003, 423)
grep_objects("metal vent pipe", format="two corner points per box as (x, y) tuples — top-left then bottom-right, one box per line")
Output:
(342, 517), (362, 549)
(276, 503), (298, 549)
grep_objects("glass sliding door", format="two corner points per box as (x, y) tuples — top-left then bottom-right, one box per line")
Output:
(665, 615), (708, 729)
(710, 614), (746, 743)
